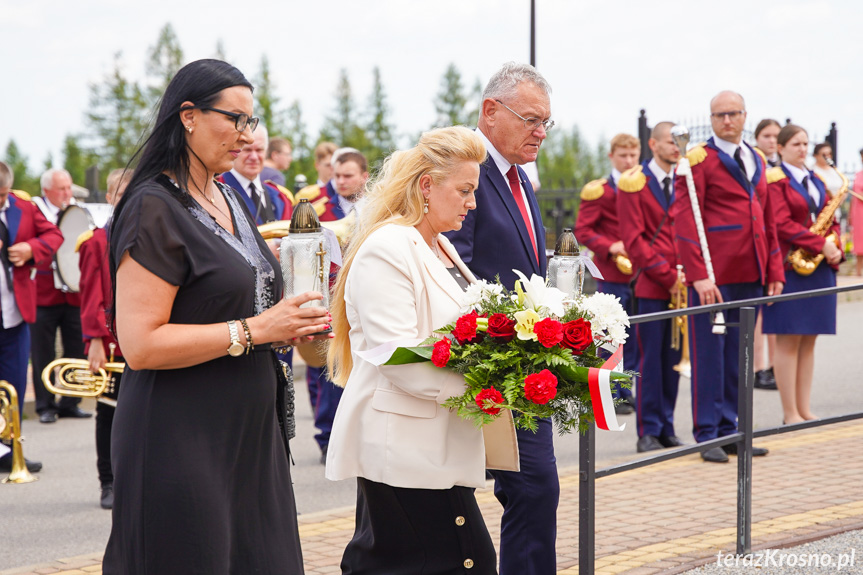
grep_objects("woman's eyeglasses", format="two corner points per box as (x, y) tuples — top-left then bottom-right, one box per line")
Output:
(181, 105), (260, 133)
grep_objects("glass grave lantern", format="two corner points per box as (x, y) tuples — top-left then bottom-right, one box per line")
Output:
(546, 228), (585, 305)
(280, 199), (332, 333)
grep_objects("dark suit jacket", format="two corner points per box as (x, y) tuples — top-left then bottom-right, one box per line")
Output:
(445, 155), (546, 290)
(3, 193), (64, 323)
(218, 172), (280, 224)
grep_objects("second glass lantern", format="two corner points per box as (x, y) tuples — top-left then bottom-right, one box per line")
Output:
(546, 228), (585, 304)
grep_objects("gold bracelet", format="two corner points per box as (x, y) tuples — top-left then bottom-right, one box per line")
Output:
(239, 318), (254, 354)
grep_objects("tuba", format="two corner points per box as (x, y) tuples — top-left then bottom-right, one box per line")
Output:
(0, 381), (37, 484)
(787, 164), (848, 276)
(41, 358), (125, 399)
(258, 210), (356, 247)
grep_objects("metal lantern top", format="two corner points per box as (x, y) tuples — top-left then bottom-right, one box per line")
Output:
(554, 228), (580, 256)
(289, 199), (322, 234)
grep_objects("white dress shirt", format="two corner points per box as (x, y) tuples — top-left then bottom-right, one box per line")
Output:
(784, 162), (822, 208)
(647, 158), (674, 186)
(713, 136), (756, 181)
(475, 128), (536, 238)
(229, 169), (268, 208)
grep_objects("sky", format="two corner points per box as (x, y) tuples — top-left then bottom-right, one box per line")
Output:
(2, 0), (863, 183)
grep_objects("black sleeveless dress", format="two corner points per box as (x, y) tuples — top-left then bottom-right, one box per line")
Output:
(103, 176), (303, 574)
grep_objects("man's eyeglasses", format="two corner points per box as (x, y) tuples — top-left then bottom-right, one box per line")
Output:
(495, 99), (554, 132)
(182, 106), (260, 133)
(711, 111), (746, 121)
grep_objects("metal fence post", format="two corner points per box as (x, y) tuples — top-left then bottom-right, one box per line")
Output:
(736, 306), (755, 555)
(579, 421), (596, 574)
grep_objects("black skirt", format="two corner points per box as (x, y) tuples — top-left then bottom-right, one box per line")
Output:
(343, 478), (497, 575)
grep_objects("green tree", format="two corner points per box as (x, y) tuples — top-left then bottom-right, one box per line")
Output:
(254, 55), (284, 135)
(320, 69), (370, 153)
(3, 140), (39, 194)
(214, 39), (227, 61)
(466, 77), (483, 127)
(538, 125), (608, 190)
(62, 134), (98, 187)
(86, 52), (149, 185)
(433, 63), (470, 127)
(284, 100), (314, 190)
(146, 23), (184, 103)
(364, 66), (395, 167)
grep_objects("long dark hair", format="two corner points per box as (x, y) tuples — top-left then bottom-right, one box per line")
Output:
(108, 59), (253, 335)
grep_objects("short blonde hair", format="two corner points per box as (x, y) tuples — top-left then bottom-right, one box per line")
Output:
(314, 142), (338, 163)
(106, 169), (132, 197)
(609, 133), (640, 154)
(328, 126), (487, 386)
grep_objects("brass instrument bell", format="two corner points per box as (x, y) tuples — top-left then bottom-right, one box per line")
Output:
(0, 381), (37, 484)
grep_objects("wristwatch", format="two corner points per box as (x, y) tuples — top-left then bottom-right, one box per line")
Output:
(226, 320), (244, 357)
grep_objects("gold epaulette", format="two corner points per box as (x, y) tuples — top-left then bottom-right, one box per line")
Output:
(295, 184), (323, 202)
(753, 146), (767, 164)
(266, 181), (295, 205)
(765, 167), (787, 185)
(11, 189), (31, 201)
(580, 178), (607, 201)
(618, 166), (646, 193)
(686, 143), (708, 166)
(74, 229), (94, 253)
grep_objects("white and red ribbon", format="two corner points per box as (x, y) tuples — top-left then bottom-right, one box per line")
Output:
(587, 344), (626, 432)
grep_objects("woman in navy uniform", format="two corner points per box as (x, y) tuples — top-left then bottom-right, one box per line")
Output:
(762, 124), (842, 424)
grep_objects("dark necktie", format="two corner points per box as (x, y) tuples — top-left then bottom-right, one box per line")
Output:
(0, 216), (12, 286)
(662, 176), (672, 204)
(249, 182), (264, 220)
(733, 147), (748, 179)
(506, 166), (538, 264)
(801, 176), (818, 219)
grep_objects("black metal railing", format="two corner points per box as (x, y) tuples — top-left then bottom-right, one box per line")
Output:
(578, 282), (863, 573)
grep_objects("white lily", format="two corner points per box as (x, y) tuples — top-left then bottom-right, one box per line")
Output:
(512, 269), (567, 317)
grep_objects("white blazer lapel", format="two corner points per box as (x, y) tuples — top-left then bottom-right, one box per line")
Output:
(438, 235), (477, 284)
(407, 227), (467, 307)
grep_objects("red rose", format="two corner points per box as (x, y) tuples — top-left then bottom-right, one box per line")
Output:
(524, 369), (558, 404)
(561, 318), (593, 354)
(486, 313), (517, 342)
(452, 311), (481, 344)
(533, 318), (564, 348)
(431, 338), (452, 368)
(475, 387), (505, 415)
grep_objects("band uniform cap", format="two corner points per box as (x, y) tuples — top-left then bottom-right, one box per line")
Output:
(74, 229), (95, 253)
(765, 166), (787, 185)
(686, 143), (708, 167)
(11, 189), (32, 202)
(618, 166), (646, 193)
(580, 178), (607, 201)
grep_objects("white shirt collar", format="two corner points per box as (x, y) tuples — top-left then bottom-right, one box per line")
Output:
(610, 168), (622, 185)
(230, 169), (264, 200)
(647, 159), (673, 183)
(34, 195), (69, 224)
(783, 162), (809, 184)
(714, 136), (755, 179)
(475, 128), (515, 180)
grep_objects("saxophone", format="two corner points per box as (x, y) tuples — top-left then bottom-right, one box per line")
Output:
(787, 164), (848, 276)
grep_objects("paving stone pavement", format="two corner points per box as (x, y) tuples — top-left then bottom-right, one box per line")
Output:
(4, 419), (863, 575)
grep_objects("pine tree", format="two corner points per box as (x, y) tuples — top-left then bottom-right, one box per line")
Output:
(146, 23), (184, 103)
(320, 69), (370, 153)
(214, 39), (227, 61)
(364, 66), (395, 167)
(3, 140), (39, 194)
(62, 134), (98, 187)
(433, 63), (469, 127)
(86, 52), (149, 183)
(284, 100), (313, 190)
(255, 55), (283, 135)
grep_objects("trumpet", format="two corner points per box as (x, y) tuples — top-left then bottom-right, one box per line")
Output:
(1, 380), (37, 484)
(42, 358), (125, 399)
(669, 265), (691, 378)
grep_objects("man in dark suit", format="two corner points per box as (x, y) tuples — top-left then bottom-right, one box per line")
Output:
(671, 91), (784, 463)
(219, 125), (291, 224)
(445, 62), (555, 575)
(0, 161), (64, 472)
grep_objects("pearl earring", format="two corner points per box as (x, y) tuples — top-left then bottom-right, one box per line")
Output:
(186, 125), (193, 133)
(423, 199), (429, 214)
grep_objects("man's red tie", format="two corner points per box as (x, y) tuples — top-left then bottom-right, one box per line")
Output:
(506, 165), (538, 263)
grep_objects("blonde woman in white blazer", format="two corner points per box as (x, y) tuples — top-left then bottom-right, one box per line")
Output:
(326, 127), (499, 574)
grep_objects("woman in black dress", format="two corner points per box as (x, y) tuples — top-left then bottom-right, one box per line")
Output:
(103, 59), (330, 574)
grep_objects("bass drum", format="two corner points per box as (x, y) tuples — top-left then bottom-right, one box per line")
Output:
(55, 205), (95, 293)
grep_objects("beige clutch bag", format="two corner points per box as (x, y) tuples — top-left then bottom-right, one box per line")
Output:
(483, 410), (520, 472)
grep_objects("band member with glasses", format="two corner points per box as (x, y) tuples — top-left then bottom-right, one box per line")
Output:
(103, 59), (330, 574)
(77, 168), (131, 509)
(446, 61), (556, 575)
(575, 133), (641, 415)
(617, 122), (685, 453)
(671, 90), (784, 464)
(762, 124), (841, 424)
(0, 161), (63, 474)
